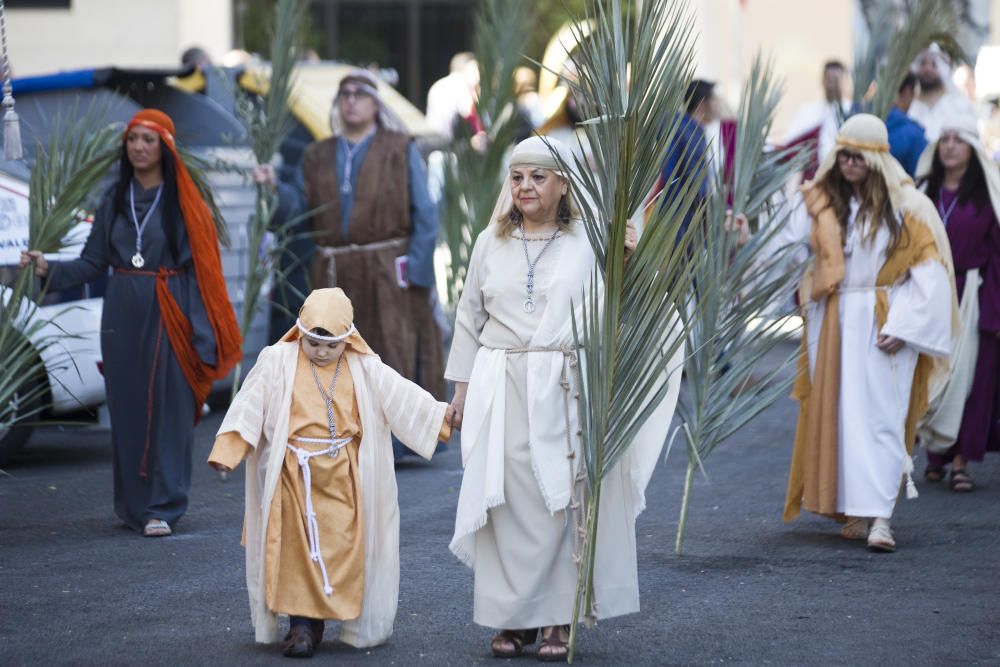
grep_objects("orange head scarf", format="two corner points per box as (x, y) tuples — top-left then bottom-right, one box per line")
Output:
(124, 109), (243, 435)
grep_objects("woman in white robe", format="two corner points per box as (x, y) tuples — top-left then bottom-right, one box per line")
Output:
(444, 136), (681, 661)
(780, 114), (957, 552)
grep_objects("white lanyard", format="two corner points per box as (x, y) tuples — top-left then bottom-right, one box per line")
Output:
(128, 181), (163, 268)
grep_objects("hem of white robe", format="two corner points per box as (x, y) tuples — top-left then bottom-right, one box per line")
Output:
(472, 585), (639, 629)
(450, 495), (505, 569)
(837, 506), (897, 520)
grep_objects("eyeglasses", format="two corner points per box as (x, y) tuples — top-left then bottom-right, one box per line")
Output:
(837, 150), (865, 165)
(339, 88), (371, 102)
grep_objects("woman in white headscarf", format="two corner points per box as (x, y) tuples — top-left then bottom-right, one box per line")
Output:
(444, 136), (679, 661)
(783, 114), (957, 552)
(916, 110), (1000, 491)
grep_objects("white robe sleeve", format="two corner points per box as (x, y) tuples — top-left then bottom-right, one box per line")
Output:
(881, 259), (952, 357)
(216, 345), (278, 448)
(370, 359), (448, 460)
(444, 232), (489, 382)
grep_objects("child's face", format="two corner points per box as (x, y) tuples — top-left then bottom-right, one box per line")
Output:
(300, 337), (347, 367)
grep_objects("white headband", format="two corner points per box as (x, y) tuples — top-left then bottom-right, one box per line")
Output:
(296, 319), (356, 342)
(337, 82), (379, 101)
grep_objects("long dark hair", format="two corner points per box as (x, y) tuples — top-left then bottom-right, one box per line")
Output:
(113, 138), (182, 262)
(922, 147), (988, 212)
(819, 157), (907, 255)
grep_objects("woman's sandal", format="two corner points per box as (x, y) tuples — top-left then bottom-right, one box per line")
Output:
(143, 519), (172, 537)
(537, 625), (570, 663)
(924, 464), (946, 483)
(839, 517), (869, 541)
(490, 628), (538, 658)
(950, 468), (975, 493)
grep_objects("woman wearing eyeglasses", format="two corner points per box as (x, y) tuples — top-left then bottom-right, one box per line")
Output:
(781, 114), (957, 552)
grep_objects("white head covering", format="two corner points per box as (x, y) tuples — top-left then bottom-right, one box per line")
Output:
(811, 113), (912, 212)
(487, 135), (583, 230)
(914, 43), (960, 95)
(915, 108), (1000, 226)
(281, 287), (373, 355)
(330, 68), (407, 135)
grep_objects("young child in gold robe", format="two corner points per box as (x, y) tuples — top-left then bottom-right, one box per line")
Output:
(208, 288), (450, 658)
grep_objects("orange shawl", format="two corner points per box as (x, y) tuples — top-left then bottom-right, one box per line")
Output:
(125, 110), (242, 421)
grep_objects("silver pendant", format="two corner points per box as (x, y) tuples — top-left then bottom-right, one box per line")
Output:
(131, 252), (145, 269)
(523, 299), (536, 314)
(329, 448), (339, 458)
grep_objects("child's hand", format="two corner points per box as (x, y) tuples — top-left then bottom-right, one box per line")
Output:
(446, 382), (468, 431)
(209, 461), (232, 473)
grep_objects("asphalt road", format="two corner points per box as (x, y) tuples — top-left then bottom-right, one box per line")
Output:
(2, 344), (998, 666)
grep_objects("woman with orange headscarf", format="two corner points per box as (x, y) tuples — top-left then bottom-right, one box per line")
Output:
(21, 109), (242, 537)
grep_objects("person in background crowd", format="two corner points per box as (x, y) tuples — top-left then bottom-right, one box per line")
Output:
(917, 111), (1000, 491)
(909, 43), (977, 143)
(784, 60), (855, 174)
(655, 79), (717, 236)
(425, 52), (481, 144)
(886, 72), (929, 177)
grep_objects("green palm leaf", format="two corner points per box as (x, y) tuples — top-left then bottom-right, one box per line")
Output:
(672, 55), (809, 554)
(229, 0), (305, 398)
(541, 1), (719, 659)
(441, 0), (531, 309)
(2, 106), (118, 444)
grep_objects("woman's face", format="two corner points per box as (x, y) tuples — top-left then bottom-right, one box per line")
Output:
(509, 167), (566, 223)
(937, 132), (973, 172)
(126, 126), (163, 174)
(836, 149), (870, 184)
(300, 337), (346, 367)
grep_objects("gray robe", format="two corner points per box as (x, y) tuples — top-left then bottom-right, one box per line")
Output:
(48, 181), (216, 530)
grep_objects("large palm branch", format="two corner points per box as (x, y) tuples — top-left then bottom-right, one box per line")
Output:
(550, 0), (713, 659)
(672, 56), (808, 555)
(441, 0), (531, 308)
(230, 0), (304, 398)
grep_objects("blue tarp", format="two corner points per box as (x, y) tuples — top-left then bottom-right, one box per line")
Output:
(12, 69), (97, 95)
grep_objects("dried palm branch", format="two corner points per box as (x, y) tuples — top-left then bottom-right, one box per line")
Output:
(672, 56), (809, 555)
(441, 0), (531, 308)
(854, 0), (959, 119)
(549, 0), (717, 660)
(230, 0), (304, 397)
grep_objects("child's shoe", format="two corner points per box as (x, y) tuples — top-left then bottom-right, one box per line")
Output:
(282, 620), (324, 658)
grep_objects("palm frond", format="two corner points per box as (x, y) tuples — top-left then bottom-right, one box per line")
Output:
(229, 0), (305, 397)
(441, 0), (531, 309)
(28, 107), (121, 254)
(671, 55), (809, 554)
(546, 1), (720, 659)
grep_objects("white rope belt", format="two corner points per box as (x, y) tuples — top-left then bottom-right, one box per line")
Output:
(286, 435), (353, 596)
(316, 237), (408, 287)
